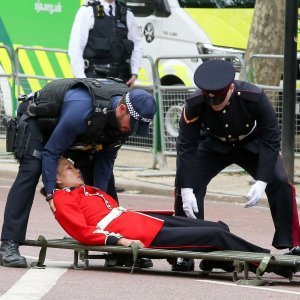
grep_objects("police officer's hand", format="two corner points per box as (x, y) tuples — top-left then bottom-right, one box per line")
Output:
(181, 188), (199, 219)
(126, 74), (137, 87)
(48, 198), (56, 213)
(244, 180), (267, 208)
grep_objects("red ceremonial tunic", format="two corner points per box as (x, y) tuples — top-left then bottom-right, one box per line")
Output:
(53, 185), (164, 246)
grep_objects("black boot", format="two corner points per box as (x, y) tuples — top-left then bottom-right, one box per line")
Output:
(199, 259), (234, 272)
(0, 240), (27, 268)
(285, 246), (300, 256)
(105, 256), (153, 268)
(172, 258), (195, 272)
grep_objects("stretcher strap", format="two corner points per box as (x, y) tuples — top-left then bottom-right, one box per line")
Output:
(30, 235), (48, 268)
(256, 255), (274, 278)
(236, 255), (274, 286)
(129, 241), (142, 274)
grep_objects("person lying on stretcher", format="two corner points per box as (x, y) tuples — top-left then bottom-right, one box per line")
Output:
(49, 157), (274, 273)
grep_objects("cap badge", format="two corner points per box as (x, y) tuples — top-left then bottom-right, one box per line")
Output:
(208, 93), (215, 98)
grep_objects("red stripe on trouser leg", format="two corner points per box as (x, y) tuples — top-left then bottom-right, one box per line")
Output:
(290, 184), (300, 246)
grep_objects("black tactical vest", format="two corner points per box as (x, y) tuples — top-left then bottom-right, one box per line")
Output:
(83, 1), (134, 65)
(30, 78), (130, 145)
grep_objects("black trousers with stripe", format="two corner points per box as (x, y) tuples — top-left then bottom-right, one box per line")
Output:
(149, 214), (269, 253)
(175, 149), (300, 249)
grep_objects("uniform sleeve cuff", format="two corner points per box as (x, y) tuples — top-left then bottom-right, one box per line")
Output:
(106, 236), (120, 245)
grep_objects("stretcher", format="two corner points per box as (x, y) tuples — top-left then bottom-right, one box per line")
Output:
(25, 235), (300, 286)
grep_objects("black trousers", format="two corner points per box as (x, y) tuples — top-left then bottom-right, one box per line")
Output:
(1, 119), (43, 244)
(150, 214), (269, 253)
(175, 148), (300, 249)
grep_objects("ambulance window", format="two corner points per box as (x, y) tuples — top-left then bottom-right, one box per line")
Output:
(127, 0), (171, 17)
(178, 0), (255, 8)
(126, 0), (155, 16)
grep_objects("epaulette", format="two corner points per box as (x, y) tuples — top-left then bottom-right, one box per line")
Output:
(235, 89), (262, 102)
(85, 0), (100, 7)
(116, 0), (128, 22)
(183, 90), (203, 124)
(88, 1), (104, 17)
(186, 89), (204, 108)
(116, 0), (126, 7)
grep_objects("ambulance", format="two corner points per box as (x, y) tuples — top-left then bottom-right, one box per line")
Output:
(127, 0), (255, 86)
(0, 0), (298, 115)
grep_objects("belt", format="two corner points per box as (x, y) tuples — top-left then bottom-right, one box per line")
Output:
(97, 206), (127, 230)
(70, 144), (103, 152)
(84, 59), (128, 70)
(213, 120), (257, 143)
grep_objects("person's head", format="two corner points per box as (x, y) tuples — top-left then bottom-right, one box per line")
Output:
(194, 60), (235, 111)
(115, 89), (157, 137)
(56, 158), (84, 189)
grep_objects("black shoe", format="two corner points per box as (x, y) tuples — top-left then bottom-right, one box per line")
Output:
(104, 258), (118, 267)
(105, 257), (153, 268)
(285, 246), (300, 256)
(199, 259), (234, 272)
(134, 258), (153, 268)
(172, 258), (195, 272)
(0, 240), (27, 268)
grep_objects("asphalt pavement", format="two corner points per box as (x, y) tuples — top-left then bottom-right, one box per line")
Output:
(1, 143), (300, 298)
(0, 146), (300, 207)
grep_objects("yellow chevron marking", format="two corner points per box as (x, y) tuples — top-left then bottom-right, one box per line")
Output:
(55, 52), (74, 78)
(34, 49), (56, 78)
(19, 86), (25, 95)
(15, 45), (42, 91)
(137, 67), (152, 85)
(173, 65), (193, 86)
(158, 63), (165, 78)
(0, 47), (13, 74)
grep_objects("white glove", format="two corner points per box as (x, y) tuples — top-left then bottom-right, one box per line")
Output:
(181, 188), (199, 219)
(244, 180), (267, 208)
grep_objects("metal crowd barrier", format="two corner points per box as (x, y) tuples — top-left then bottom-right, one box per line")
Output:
(2, 47), (300, 171)
(157, 84), (300, 163)
(1, 46), (159, 167)
(0, 45), (14, 160)
(122, 55), (159, 168)
(259, 86), (300, 155)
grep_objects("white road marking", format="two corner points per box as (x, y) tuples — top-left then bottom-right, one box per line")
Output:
(0, 260), (71, 300)
(196, 279), (300, 295)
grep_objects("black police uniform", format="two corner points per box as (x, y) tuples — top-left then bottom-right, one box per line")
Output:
(84, 1), (133, 81)
(175, 60), (300, 250)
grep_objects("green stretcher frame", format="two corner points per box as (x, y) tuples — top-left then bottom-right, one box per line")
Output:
(25, 235), (300, 286)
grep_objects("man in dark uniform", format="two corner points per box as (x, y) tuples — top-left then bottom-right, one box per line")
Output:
(172, 59), (300, 271)
(0, 78), (156, 268)
(68, 0), (142, 87)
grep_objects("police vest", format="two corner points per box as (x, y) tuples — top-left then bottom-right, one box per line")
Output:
(83, 0), (133, 66)
(29, 78), (130, 145)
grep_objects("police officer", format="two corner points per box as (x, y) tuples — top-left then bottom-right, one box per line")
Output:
(68, 0), (142, 87)
(0, 78), (156, 268)
(172, 59), (300, 271)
